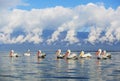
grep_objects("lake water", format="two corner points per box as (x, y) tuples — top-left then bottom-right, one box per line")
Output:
(0, 51), (120, 81)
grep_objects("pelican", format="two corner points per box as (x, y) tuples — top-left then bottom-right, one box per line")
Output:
(9, 50), (18, 57)
(79, 51), (92, 58)
(65, 49), (78, 60)
(24, 49), (30, 56)
(56, 49), (65, 59)
(102, 50), (111, 58)
(37, 50), (46, 58)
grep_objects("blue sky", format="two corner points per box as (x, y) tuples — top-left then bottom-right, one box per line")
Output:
(18, 0), (120, 9)
(0, 0), (120, 45)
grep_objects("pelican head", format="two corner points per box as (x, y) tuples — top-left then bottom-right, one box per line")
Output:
(81, 51), (84, 54)
(11, 50), (14, 53)
(38, 50), (41, 53)
(98, 49), (102, 53)
(65, 49), (71, 57)
(103, 50), (106, 54)
(27, 49), (30, 52)
(56, 49), (61, 55)
(67, 49), (71, 54)
(80, 51), (84, 57)
(58, 49), (61, 53)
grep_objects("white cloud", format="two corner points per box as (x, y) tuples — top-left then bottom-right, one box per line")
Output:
(87, 6), (120, 44)
(64, 30), (79, 44)
(0, 3), (120, 44)
(47, 27), (64, 44)
(88, 27), (103, 44)
(11, 35), (24, 43)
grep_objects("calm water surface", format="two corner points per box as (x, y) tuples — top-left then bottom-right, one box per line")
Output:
(0, 51), (120, 81)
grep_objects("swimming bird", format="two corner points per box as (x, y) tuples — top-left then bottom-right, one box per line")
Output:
(56, 49), (65, 59)
(65, 49), (78, 60)
(24, 49), (31, 56)
(9, 50), (18, 57)
(37, 50), (46, 58)
(79, 51), (92, 58)
(102, 50), (111, 58)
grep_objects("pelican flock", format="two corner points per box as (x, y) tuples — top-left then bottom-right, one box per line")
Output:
(9, 48), (111, 60)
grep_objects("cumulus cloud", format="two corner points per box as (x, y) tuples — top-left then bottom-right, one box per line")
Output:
(0, 3), (120, 44)
(87, 6), (120, 44)
(64, 30), (79, 44)
(47, 27), (64, 44)
(87, 27), (103, 44)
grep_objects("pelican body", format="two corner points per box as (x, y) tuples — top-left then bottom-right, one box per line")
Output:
(9, 50), (18, 57)
(65, 50), (78, 60)
(24, 49), (30, 56)
(56, 49), (65, 59)
(79, 51), (92, 58)
(102, 50), (111, 58)
(37, 50), (46, 58)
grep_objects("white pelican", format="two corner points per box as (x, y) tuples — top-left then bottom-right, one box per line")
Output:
(24, 49), (30, 56)
(79, 51), (92, 58)
(37, 50), (46, 58)
(9, 50), (18, 57)
(96, 49), (107, 59)
(102, 50), (111, 58)
(56, 49), (65, 59)
(65, 49), (78, 60)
